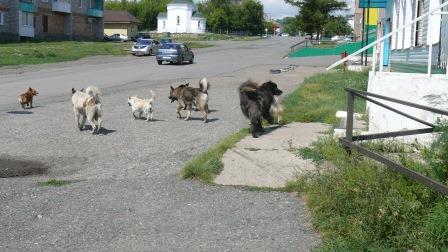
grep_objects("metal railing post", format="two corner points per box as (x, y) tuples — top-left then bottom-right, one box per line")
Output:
(379, 41), (384, 74)
(372, 43), (377, 75)
(345, 91), (355, 152)
(428, 14), (433, 76)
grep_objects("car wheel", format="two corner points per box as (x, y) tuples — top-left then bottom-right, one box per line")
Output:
(189, 57), (194, 64)
(157, 60), (163, 65)
(178, 56), (183, 65)
(149, 49), (153, 56)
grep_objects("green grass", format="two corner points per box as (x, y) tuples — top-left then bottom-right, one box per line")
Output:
(0, 40), (214, 67)
(151, 33), (259, 42)
(0, 41), (130, 67)
(181, 129), (249, 183)
(285, 136), (448, 251)
(37, 179), (73, 187)
(282, 70), (368, 125)
(281, 70), (448, 250)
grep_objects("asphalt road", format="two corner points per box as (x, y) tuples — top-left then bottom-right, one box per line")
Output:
(0, 37), (337, 251)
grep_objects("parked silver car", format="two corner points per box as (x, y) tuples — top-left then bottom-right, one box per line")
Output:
(131, 39), (161, 56)
(156, 43), (194, 65)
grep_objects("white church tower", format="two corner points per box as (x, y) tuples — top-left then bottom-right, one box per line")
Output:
(157, 0), (206, 34)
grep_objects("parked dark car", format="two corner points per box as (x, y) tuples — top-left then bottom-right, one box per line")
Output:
(156, 43), (194, 65)
(159, 38), (173, 45)
(133, 32), (151, 41)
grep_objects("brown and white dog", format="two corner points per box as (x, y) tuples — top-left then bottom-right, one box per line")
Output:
(19, 87), (38, 109)
(71, 87), (102, 134)
(169, 78), (209, 122)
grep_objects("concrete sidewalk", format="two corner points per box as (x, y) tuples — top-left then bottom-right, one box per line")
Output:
(215, 122), (331, 188)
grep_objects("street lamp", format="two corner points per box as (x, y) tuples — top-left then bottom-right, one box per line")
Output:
(265, 28), (268, 37)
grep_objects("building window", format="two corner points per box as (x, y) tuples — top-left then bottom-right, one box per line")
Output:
(42, 15), (48, 32)
(198, 20), (200, 29)
(177, 16), (180, 25)
(78, 0), (82, 8)
(163, 20), (165, 29)
(0, 12), (4, 25)
(22, 12), (34, 27)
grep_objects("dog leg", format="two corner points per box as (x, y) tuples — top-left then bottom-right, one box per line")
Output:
(176, 104), (183, 118)
(201, 107), (207, 123)
(20, 102), (25, 109)
(80, 115), (87, 130)
(250, 121), (259, 138)
(132, 111), (138, 119)
(184, 105), (191, 121)
(147, 108), (153, 122)
(96, 117), (102, 134)
(30, 99), (33, 108)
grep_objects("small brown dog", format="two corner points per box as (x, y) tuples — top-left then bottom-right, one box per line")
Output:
(19, 87), (38, 109)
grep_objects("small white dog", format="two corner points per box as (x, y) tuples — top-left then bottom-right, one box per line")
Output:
(128, 90), (155, 121)
(270, 95), (284, 124)
(71, 87), (102, 134)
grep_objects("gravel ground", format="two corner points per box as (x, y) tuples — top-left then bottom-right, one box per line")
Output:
(0, 37), (335, 251)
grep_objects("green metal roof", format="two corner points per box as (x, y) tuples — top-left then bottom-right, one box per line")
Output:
(169, 0), (194, 4)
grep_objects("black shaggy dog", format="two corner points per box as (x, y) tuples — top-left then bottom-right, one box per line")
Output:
(239, 80), (283, 138)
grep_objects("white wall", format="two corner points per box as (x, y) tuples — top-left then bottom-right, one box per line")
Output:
(391, 0), (442, 50)
(367, 71), (448, 143)
(157, 3), (206, 33)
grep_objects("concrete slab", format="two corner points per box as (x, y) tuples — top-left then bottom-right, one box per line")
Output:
(215, 122), (331, 188)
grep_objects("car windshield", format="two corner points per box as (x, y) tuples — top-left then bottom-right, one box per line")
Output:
(161, 39), (172, 43)
(160, 44), (180, 49)
(137, 39), (152, 45)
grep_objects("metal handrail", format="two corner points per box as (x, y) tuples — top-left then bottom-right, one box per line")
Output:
(327, 1), (448, 75)
(341, 88), (448, 195)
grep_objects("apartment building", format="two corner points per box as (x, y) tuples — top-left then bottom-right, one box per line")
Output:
(0, 0), (104, 41)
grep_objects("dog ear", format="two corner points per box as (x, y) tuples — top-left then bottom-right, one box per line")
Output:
(170, 86), (174, 91)
(80, 88), (84, 92)
(28, 87), (32, 91)
(71, 88), (76, 94)
(185, 83), (190, 87)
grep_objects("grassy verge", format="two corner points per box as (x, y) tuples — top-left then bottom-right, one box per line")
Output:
(37, 179), (74, 187)
(151, 33), (259, 41)
(282, 70), (448, 250)
(282, 70), (368, 125)
(181, 129), (248, 183)
(0, 41), (130, 67)
(0, 40), (213, 67)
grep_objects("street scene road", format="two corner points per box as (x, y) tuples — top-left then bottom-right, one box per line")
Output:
(0, 37), (337, 250)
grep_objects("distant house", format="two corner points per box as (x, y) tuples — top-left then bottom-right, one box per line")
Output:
(0, 0), (104, 41)
(104, 10), (141, 38)
(157, 0), (206, 34)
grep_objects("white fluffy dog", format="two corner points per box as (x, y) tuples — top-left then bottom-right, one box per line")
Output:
(71, 87), (102, 134)
(128, 90), (155, 121)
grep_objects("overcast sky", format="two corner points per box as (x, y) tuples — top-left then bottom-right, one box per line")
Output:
(261, 0), (355, 20)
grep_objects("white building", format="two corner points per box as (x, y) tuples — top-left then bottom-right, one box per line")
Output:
(157, 0), (206, 34)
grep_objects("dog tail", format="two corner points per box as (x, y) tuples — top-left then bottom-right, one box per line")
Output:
(86, 86), (100, 103)
(199, 78), (209, 93)
(149, 89), (156, 102)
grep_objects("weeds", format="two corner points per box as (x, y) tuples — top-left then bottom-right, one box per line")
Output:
(37, 179), (73, 187)
(282, 70), (368, 125)
(181, 129), (248, 183)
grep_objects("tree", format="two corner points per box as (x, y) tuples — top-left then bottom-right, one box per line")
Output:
(105, 0), (169, 30)
(282, 16), (300, 35)
(323, 16), (353, 37)
(198, 0), (264, 35)
(284, 0), (346, 39)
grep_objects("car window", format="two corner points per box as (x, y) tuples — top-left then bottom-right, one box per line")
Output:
(160, 44), (180, 49)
